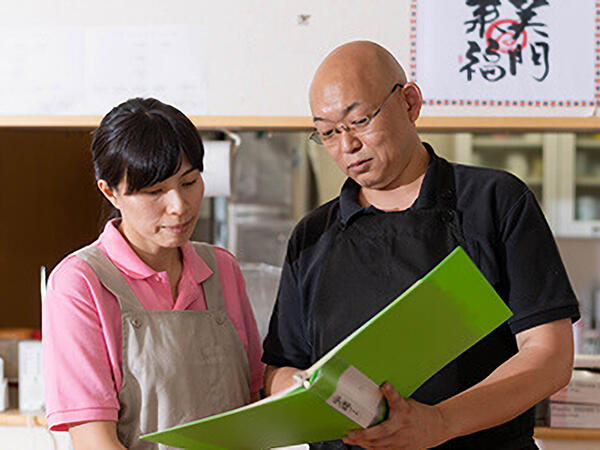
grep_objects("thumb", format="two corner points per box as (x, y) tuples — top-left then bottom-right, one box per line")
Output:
(380, 382), (405, 410)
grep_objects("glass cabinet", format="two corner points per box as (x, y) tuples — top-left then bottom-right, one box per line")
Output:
(454, 132), (600, 237)
(555, 134), (600, 237)
(454, 133), (559, 232)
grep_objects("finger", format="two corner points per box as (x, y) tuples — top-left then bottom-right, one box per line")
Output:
(381, 382), (406, 410)
(344, 418), (393, 443)
(360, 433), (406, 448)
(343, 385), (407, 446)
(343, 424), (397, 448)
(345, 432), (401, 449)
(342, 429), (377, 447)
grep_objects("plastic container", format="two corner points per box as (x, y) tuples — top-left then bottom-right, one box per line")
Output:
(240, 263), (282, 342)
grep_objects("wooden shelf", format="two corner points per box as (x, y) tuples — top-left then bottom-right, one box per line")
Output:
(0, 409), (47, 427)
(1, 115), (600, 131)
(577, 137), (600, 149)
(575, 177), (600, 187)
(0, 410), (597, 440)
(535, 427), (600, 440)
(472, 136), (543, 148)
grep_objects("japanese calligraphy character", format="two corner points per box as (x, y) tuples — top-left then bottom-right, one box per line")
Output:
(464, 0), (502, 38)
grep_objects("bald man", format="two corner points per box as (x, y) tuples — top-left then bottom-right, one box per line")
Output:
(262, 41), (579, 449)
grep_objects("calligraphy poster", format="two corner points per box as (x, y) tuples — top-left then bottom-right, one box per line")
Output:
(411, 1), (598, 116)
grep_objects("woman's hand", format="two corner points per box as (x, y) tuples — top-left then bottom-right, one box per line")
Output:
(264, 365), (305, 395)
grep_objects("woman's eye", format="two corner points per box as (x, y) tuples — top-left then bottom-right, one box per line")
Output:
(145, 189), (162, 195)
(183, 179), (197, 187)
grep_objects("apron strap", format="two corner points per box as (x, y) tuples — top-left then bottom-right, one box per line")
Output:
(190, 242), (227, 312)
(74, 245), (144, 312)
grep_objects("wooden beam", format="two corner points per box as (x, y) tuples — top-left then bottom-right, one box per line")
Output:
(1, 115), (600, 132)
(416, 117), (600, 133)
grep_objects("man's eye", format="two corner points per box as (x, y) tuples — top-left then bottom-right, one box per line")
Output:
(352, 117), (370, 127)
(144, 189), (162, 195)
(183, 179), (197, 187)
(320, 129), (335, 138)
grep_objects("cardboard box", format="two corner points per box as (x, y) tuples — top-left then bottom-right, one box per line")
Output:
(18, 340), (44, 411)
(550, 369), (600, 404)
(549, 402), (600, 428)
(0, 329), (35, 380)
(0, 339), (19, 379)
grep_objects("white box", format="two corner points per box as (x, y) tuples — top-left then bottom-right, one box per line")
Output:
(0, 378), (7, 411)
(550, 369), (600, 404)
(549, 402), (600, 428)
(18, 340), (44, 411)
(574, 354), (600, 369)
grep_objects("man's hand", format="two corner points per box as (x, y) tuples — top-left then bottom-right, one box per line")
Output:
(341, 382), (449, 449)
(341, 319), (573, 448)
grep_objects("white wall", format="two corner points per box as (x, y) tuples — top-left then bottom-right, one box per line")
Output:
(0, 0), (412, 116)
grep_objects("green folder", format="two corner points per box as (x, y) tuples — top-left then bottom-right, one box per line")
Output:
(142, 246), (513, 449)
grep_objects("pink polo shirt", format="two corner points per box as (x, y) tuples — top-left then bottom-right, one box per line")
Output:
(42, 220), (264, 431)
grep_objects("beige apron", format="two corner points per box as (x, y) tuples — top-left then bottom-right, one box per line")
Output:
(75, 242), (251, 449)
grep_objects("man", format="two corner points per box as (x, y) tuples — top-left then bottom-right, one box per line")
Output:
(262, 41), (579, 449)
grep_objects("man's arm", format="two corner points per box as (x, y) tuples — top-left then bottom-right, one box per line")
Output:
(342, 318), (573, 449)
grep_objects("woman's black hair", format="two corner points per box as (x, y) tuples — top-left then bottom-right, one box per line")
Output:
(91, 97), (204, 221)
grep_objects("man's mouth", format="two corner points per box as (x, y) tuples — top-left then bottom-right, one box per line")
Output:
(348, 158), (372, 172)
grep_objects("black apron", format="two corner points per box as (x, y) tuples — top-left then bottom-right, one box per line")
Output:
(309, 159), (537, 449)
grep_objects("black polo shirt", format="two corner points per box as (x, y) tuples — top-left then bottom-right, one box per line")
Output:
(262, 143), (580, 370)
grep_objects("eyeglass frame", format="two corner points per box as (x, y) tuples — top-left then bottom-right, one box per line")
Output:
(308, 82), (404, 145)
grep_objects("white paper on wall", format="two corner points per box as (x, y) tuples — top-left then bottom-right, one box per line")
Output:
(411, 0), (598, 116)
(0, 26), (207, 115)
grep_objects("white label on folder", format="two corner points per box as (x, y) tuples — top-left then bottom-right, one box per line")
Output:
(326, 365), (385, 428)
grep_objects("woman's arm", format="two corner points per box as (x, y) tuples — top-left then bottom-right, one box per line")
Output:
(69, 421), (126, 450)
(264, 365), (303, 395)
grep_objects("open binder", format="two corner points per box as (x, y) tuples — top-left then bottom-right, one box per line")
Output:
(142, 246), (513, 449)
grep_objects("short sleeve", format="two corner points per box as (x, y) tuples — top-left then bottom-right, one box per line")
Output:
(499, 190), (580, 333)
(42, 257), (119, 431)
(262, 239), (313, 370)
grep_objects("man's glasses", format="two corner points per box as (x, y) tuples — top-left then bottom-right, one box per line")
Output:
(308, 83), (404, 146)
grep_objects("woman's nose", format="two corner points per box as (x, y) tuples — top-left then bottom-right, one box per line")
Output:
(165, 189), (186, 214)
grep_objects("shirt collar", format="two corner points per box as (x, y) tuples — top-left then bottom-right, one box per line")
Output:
(180, 241), (213, 285)
(98, 219), (212, 284)
(338, 142), (442, 225)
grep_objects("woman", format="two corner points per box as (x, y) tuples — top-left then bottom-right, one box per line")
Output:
(42, 98), (264, 449)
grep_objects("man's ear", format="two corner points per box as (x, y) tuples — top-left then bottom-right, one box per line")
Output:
(401, 82), (423, 123)
(97, 179), (120, 210)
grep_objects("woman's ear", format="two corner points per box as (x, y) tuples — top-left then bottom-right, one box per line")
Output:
(97, 179), (120, 210)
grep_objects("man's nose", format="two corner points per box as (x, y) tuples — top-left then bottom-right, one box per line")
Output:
(338, 128), (361, 153)
(166, 189), (186, 214)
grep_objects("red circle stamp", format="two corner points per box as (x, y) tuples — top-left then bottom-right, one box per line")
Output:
(485, 19), (528, 54)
